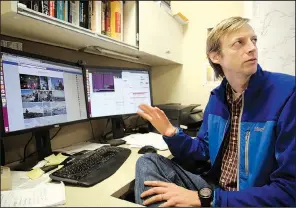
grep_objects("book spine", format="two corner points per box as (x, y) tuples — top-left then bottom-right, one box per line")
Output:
(42, 0), (50, 16)
(121, 1), (123, 41)
(56, 0), (65, 21)
(32, 0), (41, 12)
(110, 1), (121, 40)
(68, 0), (73, 23)
(79, 0), (88, 28)
(49, 1), (55, 17)
(26, 1), (33, 9)
(91, 1), (101, 33)
(73, 1), (80, 26)
(101, 1), (106, 35)
(88, 0), (92, 29)
(105, 1), (111, 36)
(64, 0), (68, 22)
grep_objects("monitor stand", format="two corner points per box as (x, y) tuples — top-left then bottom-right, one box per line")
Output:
(111, 117), (125, 139)
(35, 129), (52, 161)
(104, 117), (126, 146)
(1, 138), (5, 166)
(13, 129), (52, 171)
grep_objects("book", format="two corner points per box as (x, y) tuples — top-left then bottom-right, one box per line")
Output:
(41, 0), (50, 16)
(32, 0), (41, 12)
(19, 1), (31, 9)
(91, 1), (102, 34)
(105, 1), (111, 36)
(101, 1), (106, 34)
(110, 1), (122, 40)
(88, 0), (92, 29)
(49, 0), (55, 17)
(69, 1), (79, 26)
(79, 0), (88, 28)
(56, 0), (65, 21)
(64, 0), (68, 22)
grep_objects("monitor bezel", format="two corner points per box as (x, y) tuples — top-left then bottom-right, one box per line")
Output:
(0, 47), (89, 137)
(82, 65), (153, 120)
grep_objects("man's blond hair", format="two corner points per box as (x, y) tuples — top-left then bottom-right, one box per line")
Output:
(206, 16), (250, 78)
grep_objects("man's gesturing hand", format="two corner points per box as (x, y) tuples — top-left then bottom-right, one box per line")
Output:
(137, 104), (176, 137)
(141, 181), (201, 207)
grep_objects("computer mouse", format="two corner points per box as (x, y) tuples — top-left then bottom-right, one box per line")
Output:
(138, 145), (157, 154)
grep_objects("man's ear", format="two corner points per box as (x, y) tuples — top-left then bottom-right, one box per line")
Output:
(209, 52), (220, 64)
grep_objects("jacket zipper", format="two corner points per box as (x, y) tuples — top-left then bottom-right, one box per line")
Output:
(245, 130), (250, 175)
(237, 94), (244, 191)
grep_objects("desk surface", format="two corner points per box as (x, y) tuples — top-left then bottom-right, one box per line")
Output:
(63, 145), (171, 207)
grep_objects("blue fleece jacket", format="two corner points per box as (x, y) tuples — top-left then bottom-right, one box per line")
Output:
(163, 65), (296, 207)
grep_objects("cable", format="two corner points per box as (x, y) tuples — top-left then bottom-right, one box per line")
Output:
(23, 127), (62, 162)
(51, 127), (62, 140)
(135, 115), (141, 127)
(123, 115), (131, 120)
(101, 118), (111, 139)
(23, 133), (34, 162)
(89, 120), (95, 140)
(25, 151), (37, 159)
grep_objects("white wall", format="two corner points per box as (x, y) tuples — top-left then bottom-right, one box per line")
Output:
(245, 1), (295, 76)
(151, 1), (244, 109)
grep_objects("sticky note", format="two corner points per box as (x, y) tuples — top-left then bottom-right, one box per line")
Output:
(27, 168), (44, 180)
(45, 153), (68, 166)
(57, 165), (64, 170)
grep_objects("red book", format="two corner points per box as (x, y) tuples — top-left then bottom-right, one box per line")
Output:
(49, 0), (55, 17)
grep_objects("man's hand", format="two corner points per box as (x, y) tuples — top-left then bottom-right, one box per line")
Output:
(137, 104), (176, 137)
(141, 181), (201, 207)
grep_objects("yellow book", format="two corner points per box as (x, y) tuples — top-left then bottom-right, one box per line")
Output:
(110, 1), (122, 40)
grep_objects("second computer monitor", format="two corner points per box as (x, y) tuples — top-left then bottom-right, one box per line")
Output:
(85, 67), (152, 118)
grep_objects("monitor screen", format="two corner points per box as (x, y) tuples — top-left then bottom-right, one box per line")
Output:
(0, 51), (87, 133)
(85, 67), (152, 118)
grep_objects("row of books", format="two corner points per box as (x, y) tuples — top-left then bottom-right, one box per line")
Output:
(19, 1), (123, 41)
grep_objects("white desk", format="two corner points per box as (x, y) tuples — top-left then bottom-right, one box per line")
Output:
(62, 144), (171, 207)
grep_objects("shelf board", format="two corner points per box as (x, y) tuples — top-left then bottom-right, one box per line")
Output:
(1, 4), (180, 66)
(1, 6), (138, 55)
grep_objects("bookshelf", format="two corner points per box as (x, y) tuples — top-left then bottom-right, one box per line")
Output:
(1, 1), (184, 66)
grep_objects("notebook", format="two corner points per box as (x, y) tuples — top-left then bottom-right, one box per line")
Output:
(1, 182), (66, 207)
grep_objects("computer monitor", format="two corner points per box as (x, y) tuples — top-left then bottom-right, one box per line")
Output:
(84, 66), (152, 138)
(0, 48), (88, 159)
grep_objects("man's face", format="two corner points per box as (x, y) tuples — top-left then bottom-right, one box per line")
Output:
(211, 23), (258, 77)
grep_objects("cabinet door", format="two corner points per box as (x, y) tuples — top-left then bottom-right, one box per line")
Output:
(138, 2), (183, 64)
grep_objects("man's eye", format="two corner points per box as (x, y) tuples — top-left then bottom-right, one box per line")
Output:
(252, 38), (258, 43)
(233, 41), (242, 46)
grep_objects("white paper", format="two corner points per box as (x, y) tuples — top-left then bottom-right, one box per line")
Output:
(123, 132), (168, 150)
(10, 171), (29, 189)
(11, 171), (51, 190)
(55, 141), (110, 154)
(19, 174), (51, 189)
(1, 182), (66, 207)
(32, 160), (47, 169)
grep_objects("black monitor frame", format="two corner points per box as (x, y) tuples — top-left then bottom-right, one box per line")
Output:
(82, 65), (153, 139)
(0, 47), (89, 160)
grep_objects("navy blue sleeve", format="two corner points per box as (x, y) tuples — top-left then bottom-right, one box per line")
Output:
(215, 90), (296, 207)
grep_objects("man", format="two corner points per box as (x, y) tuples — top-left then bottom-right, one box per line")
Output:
(135, 16), (295, 207)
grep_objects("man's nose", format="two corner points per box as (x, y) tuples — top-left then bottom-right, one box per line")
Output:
(246, 40), (257, 54)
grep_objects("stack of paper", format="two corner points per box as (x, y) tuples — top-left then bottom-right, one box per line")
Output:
(1, 182), (66, 207)
(123, 132), (168, 150)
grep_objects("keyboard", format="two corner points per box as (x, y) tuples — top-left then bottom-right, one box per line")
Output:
(49, 146), (131, 187)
